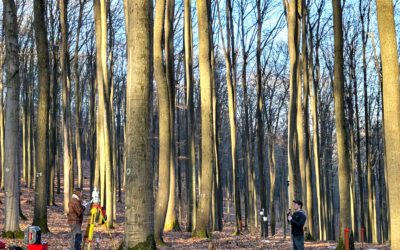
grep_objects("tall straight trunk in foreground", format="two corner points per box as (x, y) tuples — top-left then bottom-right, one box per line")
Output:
(123, 0), (156, 248)
(376, 0), (400, 248)
(59, 0), (72, 214)
(184, 0), (196, 232)
(153, 0), (171, 244)
(193, 0), (214, 239)
(3, 0), (21, 234)
(286, 0), (301, 201)
(164, 0), (180, 232)
(32, 0), (50, 233)
(332, 0), (352, 241)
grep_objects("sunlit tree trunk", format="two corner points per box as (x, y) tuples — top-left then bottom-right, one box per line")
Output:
(332, 0), (352, 241)
(59, 0), (73, 214)
(193, 0), (214, 238)
(301, 2), (313, 237)
(123, 0), (156, 248)
(286, 0), (301, 201)
(375, 0), (400, 248)
(164, 0), (180, 232)
(32, 0), (50, 233)
(184, 0), (196, 232)
(3, 0), (21, 234)
(93, 0), (113, 227)
(153, 0), (171, 244)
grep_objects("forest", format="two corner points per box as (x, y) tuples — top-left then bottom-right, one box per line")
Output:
(0, 0), (399, 249)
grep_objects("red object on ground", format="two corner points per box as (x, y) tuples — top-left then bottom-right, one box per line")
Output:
(344, 228), (350, 250)
(361, 227), (365, 243)
(27, 244), (48, 250)
(0, 240), (5, 249)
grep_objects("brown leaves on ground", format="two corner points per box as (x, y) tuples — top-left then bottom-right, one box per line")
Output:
(0, 181), (390, 249)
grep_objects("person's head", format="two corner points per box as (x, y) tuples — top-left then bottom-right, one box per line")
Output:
(73, 188), (83, 199)
(292, 199), (303, 211)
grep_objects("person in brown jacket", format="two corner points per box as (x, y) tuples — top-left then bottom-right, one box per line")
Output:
(68, 188), (87, 250)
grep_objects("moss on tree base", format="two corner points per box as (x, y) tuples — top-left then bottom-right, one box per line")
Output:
(2, 230), (24, 239)
(32, 218), (50, 233)
(118, 235), (156, 250)
(192, 229), (210, 239)
(305, 232), (314, 241)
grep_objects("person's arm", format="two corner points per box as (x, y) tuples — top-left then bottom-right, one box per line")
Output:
(290, 212), (306, 226)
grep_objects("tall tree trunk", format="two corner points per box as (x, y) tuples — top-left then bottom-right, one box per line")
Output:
(153, 0), (171, 244)
(211, 44), (223, 232)
(286, 0), (301, 201)
(164, 0), (180, 232)
(73, 0), (85, 189)
(239, 1), (256, 232)
(193, 0), (214, 238)
(59, 0), (73, 214)
(3, 0), (21, 234)
(256, 0), (267, 238)
(332, 0), (352, 241)
(184, 0), (196, 232)
(375, 0), (400, 248)
(359, 0), (374, 242)
(347, 38), (359, 240)
(32, 0), (50, 233)
(226, 0), (240, 234)
(123, 0), (156, 248)
(301, 2), (313, 237)
(48, 45), (58, 206)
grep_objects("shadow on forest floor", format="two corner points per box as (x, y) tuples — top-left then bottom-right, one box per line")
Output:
(0, 164), (390, 249)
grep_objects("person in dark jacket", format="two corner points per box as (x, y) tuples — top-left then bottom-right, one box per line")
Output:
(287, 200), (307, 250)
(68, 188), (88, 250)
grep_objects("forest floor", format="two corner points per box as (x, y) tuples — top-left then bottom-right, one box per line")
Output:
(0, 174), (390, 249)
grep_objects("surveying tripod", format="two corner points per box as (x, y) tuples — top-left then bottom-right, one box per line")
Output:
(83, 203), (116, 250)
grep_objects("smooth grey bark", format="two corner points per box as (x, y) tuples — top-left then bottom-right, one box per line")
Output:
(3, 0), (21, 234)
(123, 0), (156, 248)
(32, 0), (51, 233)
